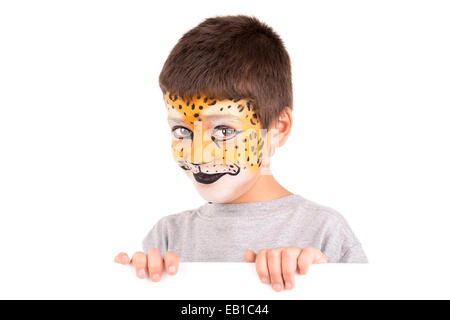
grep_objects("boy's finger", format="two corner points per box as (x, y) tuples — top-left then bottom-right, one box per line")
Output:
(147, 248), (164, 282)
(244, 249), (257, 262)
(297, 247), (325, 275)
(255, 249), (270, 284)
(114, 252), (130, 265)
(267, 248), (284, 292)
(164, 251), (180, 275)
(281, 247), (301, 290)
(131, 251), (148, 279)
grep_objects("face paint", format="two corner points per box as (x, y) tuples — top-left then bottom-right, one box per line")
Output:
(164, 91), (270, 203)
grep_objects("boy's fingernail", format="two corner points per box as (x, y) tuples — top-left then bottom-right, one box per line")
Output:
(138, 269), (146, 278)
(272, 283), (282, 291)
(152, 273), (161, 281)
(261, 277), (269, 284)
(168, 266), (176, 273)
(285, 282), (293, 289)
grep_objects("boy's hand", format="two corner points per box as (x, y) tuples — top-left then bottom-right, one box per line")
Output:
(114, 249), (180, 281)
(244, 247), (327, 291)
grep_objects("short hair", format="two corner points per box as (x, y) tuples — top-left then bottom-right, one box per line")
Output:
(159, 14), (293, 129)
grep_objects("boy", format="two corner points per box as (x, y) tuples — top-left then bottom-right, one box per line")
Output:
(115, 14), (368, 292)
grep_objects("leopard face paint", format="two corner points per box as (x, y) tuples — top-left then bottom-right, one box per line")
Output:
(164, 91), (269, 203)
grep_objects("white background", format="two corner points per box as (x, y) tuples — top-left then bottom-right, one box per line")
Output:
(0, 0), (449, 299)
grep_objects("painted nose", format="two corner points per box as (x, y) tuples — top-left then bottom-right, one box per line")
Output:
(190, 123), (215, 164)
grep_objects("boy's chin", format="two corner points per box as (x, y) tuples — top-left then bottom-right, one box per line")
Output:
(187, 170), (258, 204)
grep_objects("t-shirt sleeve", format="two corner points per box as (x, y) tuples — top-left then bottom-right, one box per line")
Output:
(319, 210), (369, 263)
(142, 217), (169, 257)
(339, 242), (368, 263)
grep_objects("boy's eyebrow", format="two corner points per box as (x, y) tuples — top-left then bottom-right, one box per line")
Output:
(167, 114), (243, 124)
(167, 117), (186, 125)
(200, 114), (242, 122)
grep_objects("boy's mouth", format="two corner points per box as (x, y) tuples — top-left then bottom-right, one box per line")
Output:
(193, 171), (228, 184)
(192, 167), (241, 184)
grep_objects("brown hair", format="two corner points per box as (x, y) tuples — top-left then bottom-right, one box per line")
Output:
(159, 14), (293, 129)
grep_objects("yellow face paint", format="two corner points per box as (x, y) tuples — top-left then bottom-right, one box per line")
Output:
(165, 91), (268, 187)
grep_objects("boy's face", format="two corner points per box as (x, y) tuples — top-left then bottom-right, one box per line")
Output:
(164, 92), (269, 203)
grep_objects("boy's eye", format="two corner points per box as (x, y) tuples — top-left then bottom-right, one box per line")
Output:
(172, 126), (193, 139)
(211, 126), (238, 141)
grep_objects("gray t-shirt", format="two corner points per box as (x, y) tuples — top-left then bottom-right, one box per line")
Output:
(142, 194), (368, 263)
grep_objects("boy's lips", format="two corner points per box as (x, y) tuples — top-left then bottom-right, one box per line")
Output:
(192, 167), (241, 184)
(193, 171), (228, 184)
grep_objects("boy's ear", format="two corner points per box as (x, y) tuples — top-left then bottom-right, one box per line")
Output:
(268, 106), (293, 152)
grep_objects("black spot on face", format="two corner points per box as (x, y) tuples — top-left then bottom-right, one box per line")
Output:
(233, 98), (240, 103)
(258, 140), (264, 150)
(228, 105), (231, 109)
(199, 105), (203, 110)
(173, 95), (178, 102)
(220, 107), (223, 111)
(203, 97), (208, 103)
(250, 119), (256, 125)
(179, 105), (182, 109)
(208, 100), (216, 106)
(191, 104), (195, 110)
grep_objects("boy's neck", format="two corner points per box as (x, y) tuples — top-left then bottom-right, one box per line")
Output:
(228, 173), (293, 204)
